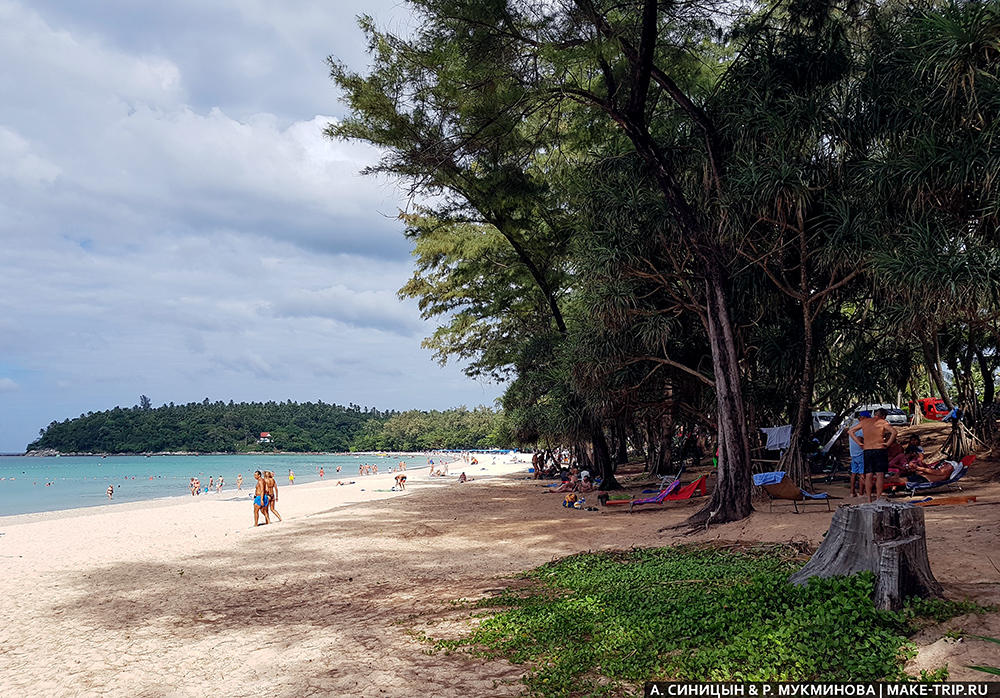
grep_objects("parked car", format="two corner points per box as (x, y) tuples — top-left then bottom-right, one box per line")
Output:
(884, 408), (908, 426)
(858, 402), (894, 414)
(811, 411), (836, 432)
(912, 398), (950, 421)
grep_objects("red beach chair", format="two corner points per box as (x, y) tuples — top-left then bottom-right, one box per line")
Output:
(629, 474), (708, 512)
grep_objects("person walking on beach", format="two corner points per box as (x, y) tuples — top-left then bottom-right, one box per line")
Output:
(288, 469), (295, 485)
(264, 471), (283, 522)
(849, 408), (897, 501)
(253, 471), (270, 526)
(217, 476), (224, 493)
(236, 473), (243, 491)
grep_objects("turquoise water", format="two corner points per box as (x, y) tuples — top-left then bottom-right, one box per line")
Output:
(0, 453), (409, 517)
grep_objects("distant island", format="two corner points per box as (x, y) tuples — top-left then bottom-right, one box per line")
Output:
(27, 399), (504, 454)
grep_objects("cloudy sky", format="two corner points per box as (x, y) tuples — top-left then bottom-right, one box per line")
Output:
(0, 0), (504, 452)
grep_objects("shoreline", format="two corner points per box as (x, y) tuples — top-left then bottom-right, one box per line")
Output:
(17, 449), (517, 457)
(0, 456), (528, 528)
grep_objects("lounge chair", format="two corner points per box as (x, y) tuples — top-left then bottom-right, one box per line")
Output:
(629, 474), (708, 512)
(905, 454), (974, 496)
(603, 479), (680, 508)
(655, 464), (686, 491)
(752, 471), (830, 513)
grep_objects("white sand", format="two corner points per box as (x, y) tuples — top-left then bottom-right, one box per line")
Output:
(0, 455), (530, 697)
(2, 452), (997, 695)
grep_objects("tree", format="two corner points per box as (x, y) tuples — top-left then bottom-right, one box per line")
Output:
(139, 394), (152, 410)
(328, 10), (624, 487)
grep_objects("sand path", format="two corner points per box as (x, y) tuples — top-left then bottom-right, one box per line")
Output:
(1, 459), (998, 696)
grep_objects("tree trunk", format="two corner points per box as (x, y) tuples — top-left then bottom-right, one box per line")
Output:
(615, 420), (629, 465)
(922, 334), (953, 409)
(686, 261), (753, 526)
(779, 303), (815, 488)
(790, 500), (942, 610)
(942, 418), (973, 461)
(592, 422), (620, 490)
(976, 346), (995, 408)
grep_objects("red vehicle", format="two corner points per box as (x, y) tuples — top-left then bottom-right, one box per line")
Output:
(911, 398), (950, 421)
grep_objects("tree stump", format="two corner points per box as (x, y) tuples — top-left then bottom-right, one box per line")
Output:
(789, 500), (942, 610)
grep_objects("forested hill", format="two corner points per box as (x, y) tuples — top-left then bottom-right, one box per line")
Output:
(27, 400), (505, 454)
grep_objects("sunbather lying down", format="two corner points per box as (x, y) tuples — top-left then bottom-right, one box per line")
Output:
(887, 460), (954, 487)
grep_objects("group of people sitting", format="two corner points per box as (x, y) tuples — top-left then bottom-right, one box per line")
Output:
(544, 466), (597, 494)
(530, 450), (565, 479)
(887, 434), (955, 484)
(849, 409), (960, 500)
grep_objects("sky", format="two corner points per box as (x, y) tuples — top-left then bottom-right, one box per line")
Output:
(0, 0), (505, 452)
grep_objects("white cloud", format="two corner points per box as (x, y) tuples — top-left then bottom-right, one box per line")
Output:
(0, 0), (505, 452)
(0, 127), (61, 185)
(268, 285), (423, 334)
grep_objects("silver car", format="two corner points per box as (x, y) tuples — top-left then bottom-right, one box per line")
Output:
(885, 408), (908, 426)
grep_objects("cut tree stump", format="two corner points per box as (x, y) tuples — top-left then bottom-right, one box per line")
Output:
(789, 500), (942, 610)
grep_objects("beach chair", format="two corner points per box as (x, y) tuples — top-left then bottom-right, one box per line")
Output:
(655, 463), (687, 491)
(629, 474), (708, 513)
(905, 455), (974, 496)
(752, 471), (830, 513)
(602, 479), (680, 508)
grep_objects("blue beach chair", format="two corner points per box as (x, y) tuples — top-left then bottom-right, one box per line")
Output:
(753, 471), (830, 513)
(905, 456), (973, 496)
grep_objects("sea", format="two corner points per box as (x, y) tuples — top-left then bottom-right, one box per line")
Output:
(0, 453), (412, 517)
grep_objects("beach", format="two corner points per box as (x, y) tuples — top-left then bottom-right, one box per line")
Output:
(2, 454), (998, 696)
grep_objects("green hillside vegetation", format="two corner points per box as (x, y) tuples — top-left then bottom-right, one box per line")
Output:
(27, 400), (505, 454)
(352, 407), (507, 452)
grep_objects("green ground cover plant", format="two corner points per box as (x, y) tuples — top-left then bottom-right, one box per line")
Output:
(437, 545), (984, 696)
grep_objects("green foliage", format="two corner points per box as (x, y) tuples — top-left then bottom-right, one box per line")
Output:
(27, 401), (505, 454)
(437, 546), (977, 695)
(331, 0), (1000, 481)
(349, 406), (505, 451)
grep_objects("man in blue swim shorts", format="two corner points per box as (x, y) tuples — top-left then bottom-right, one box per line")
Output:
(253, 470), (271, 526)
(848, 411), (869, 498)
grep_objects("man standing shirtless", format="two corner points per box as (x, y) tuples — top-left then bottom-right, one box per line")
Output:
(264, 471), (282, 522)
(253, 470), (270, 526)
(849, 408), (898, 501)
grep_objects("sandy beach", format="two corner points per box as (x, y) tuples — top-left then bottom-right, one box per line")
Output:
(2, 453), (998, 696)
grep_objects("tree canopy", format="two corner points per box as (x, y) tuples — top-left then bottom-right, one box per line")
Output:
(27, 400), (505, 454)
(330, 0), (1000, 523)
